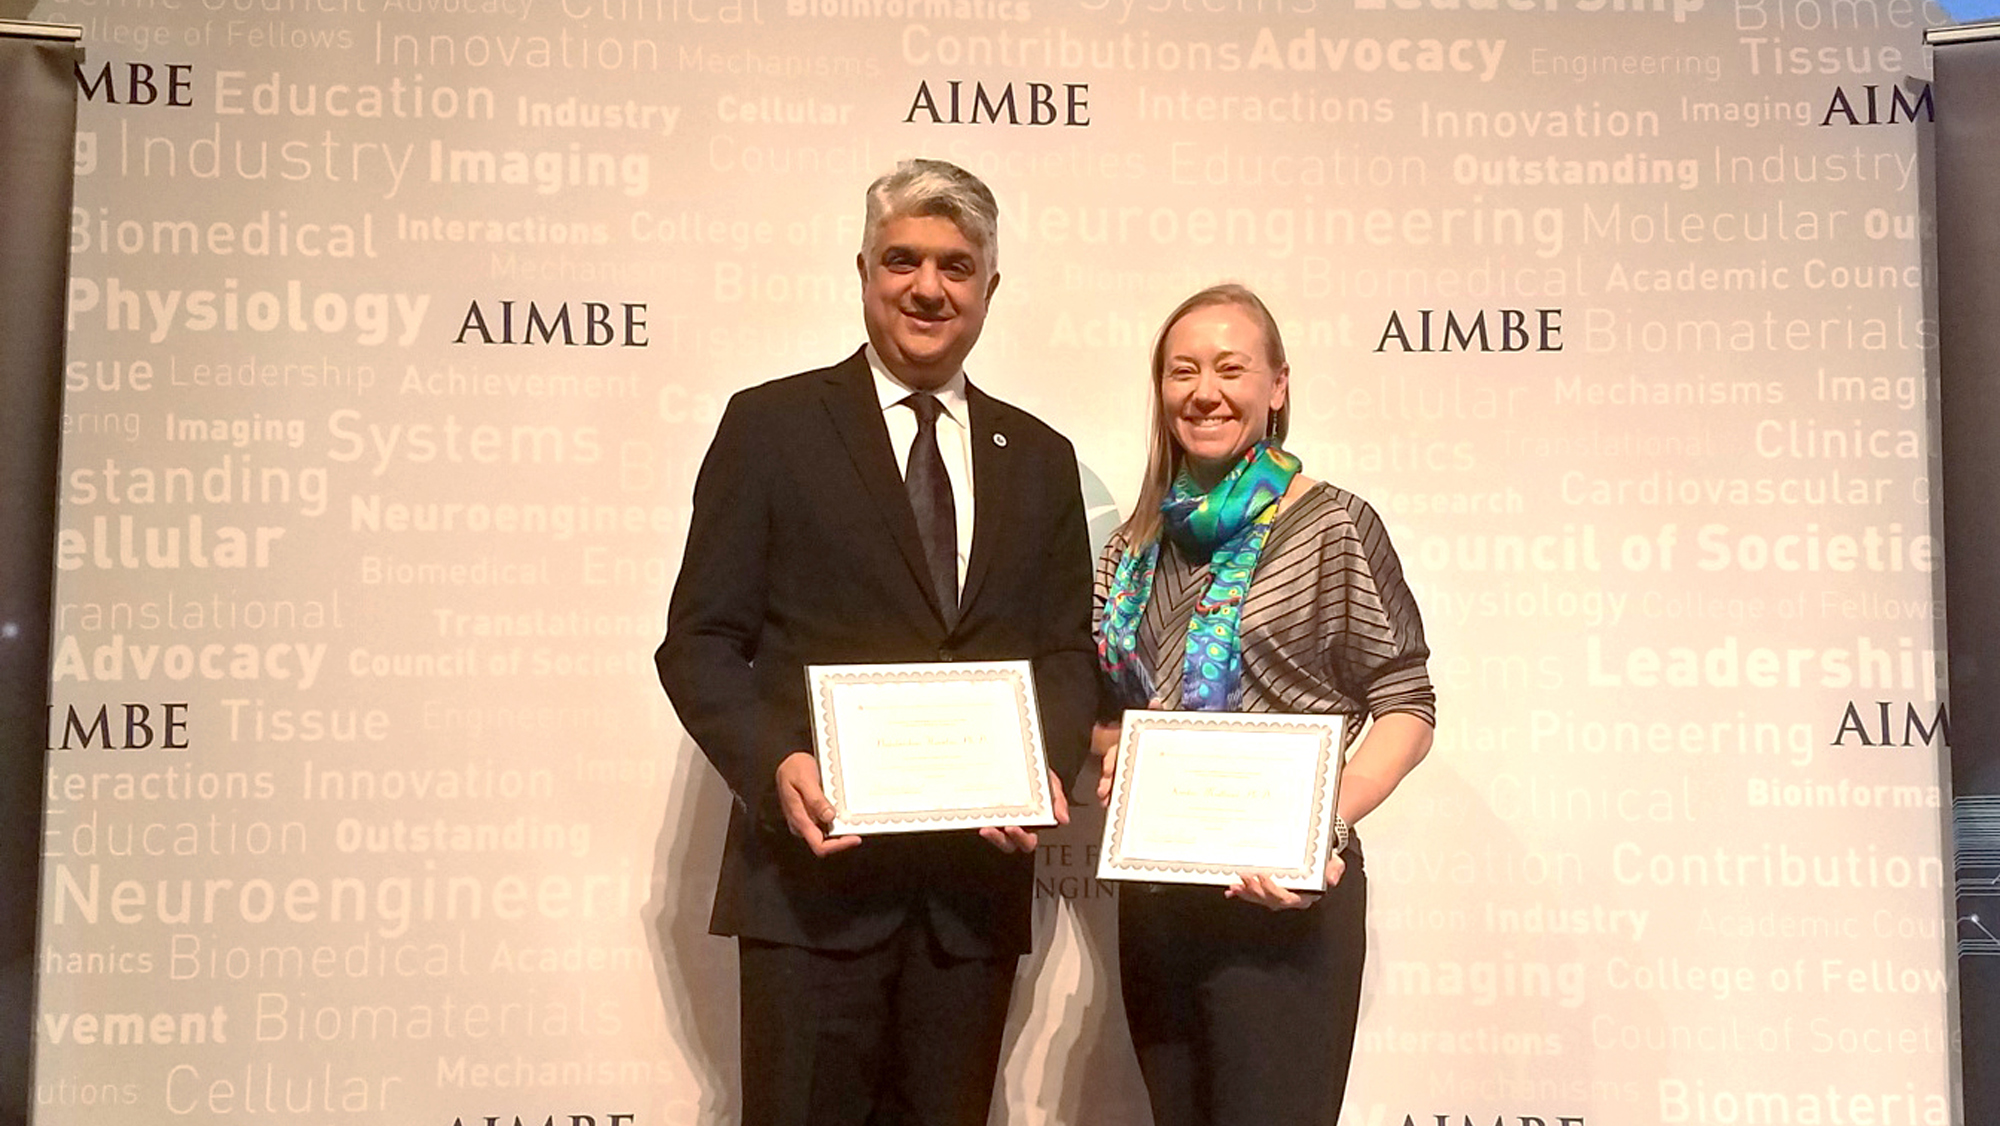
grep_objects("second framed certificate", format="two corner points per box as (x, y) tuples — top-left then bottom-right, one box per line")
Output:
(808, 660), (1056, 836)
(1098, 711), (1343, 890)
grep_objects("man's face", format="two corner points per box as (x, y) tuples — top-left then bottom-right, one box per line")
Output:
(858, 214), (999, 390)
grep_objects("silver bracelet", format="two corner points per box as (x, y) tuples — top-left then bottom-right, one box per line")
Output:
(1333, 815), (1351, 854)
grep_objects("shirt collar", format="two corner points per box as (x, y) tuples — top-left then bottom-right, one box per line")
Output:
(866, 344), (969, 422)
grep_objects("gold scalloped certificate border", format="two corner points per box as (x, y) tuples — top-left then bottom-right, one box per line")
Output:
(1098, 711), (1344, 890)
(808, 660), (1053, 836)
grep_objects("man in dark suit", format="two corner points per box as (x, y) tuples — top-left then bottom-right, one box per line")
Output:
(656, 159), (1095, 1126)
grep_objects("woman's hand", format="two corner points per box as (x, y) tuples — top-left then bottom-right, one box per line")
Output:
(1223, 708), (1435, 912)
(1226, 851), (1345, 911)
(1091, 722), (1122, 804)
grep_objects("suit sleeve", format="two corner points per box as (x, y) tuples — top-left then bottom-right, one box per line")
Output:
(1031, 440), (1098, 788)
(656, 391), (789, 808)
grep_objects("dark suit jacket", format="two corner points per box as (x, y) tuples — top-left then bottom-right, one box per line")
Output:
(656, 348), (1095, 958)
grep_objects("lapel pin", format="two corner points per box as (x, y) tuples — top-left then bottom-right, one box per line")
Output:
(993, 433), (1008, 447)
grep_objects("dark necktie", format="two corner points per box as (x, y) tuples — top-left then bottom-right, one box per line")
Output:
(904, 393), (958, 621)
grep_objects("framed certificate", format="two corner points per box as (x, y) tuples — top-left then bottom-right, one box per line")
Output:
(808, 660), (1056, 836)
(1098, 711), (1343, 890)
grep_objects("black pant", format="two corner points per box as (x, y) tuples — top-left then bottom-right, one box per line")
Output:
(1118, 857), (1367, 1126)
(737, 918), (1018, 1126)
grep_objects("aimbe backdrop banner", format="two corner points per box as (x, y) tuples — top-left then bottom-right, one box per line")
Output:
(21, 0), (1955, 1122)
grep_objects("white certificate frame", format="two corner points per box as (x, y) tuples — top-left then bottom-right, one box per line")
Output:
(1097, 711), (1343, 890)
(808, 660), (1055, 836)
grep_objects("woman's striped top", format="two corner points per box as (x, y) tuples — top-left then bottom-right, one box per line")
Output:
(1093, 480), (1437, 746)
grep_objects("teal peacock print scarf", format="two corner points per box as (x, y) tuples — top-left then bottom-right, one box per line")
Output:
(1099, 441), (1302, 711)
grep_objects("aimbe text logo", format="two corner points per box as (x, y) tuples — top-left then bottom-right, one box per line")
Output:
(1399, 1116), (1583, 1126)
(449, 1115), (635, 1126)
(904, 80), (1090, 125)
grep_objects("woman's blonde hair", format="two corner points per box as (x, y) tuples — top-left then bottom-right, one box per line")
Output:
(1117, 283), (1292, 547)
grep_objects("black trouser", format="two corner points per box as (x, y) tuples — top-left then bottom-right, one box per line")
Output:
(1118, 856), (1367, 1126)
(737, 918), (1018, 1126)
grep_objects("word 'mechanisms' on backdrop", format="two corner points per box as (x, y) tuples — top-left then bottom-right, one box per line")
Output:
(25, 0), (1953, 1118)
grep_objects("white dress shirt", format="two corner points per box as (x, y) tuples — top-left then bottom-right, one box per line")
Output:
(866, 344), (975, 595)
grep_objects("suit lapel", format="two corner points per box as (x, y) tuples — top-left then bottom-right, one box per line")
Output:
(960, 384), (1011, 616)
(819, 350), (954, 627)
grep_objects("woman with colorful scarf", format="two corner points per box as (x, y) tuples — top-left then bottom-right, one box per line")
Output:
(1093, 284), (1437, 1126)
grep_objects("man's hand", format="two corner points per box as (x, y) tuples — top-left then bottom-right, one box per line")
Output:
(978, 770), (1070, 853)
(775, 752), (862, 857)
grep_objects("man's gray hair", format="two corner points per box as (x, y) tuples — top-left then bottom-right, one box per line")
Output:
(862, 159), (1000, 272)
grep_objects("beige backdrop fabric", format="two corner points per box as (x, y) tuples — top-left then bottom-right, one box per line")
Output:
(28, 0), (1955, 1122)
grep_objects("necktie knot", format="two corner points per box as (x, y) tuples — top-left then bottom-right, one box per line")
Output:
(906, 393), (942, 426)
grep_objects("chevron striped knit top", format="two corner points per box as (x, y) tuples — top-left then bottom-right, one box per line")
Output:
(1093, 480), (1436, 750)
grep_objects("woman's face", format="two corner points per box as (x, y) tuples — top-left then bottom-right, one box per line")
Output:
(1159, 302), (1289, 486)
